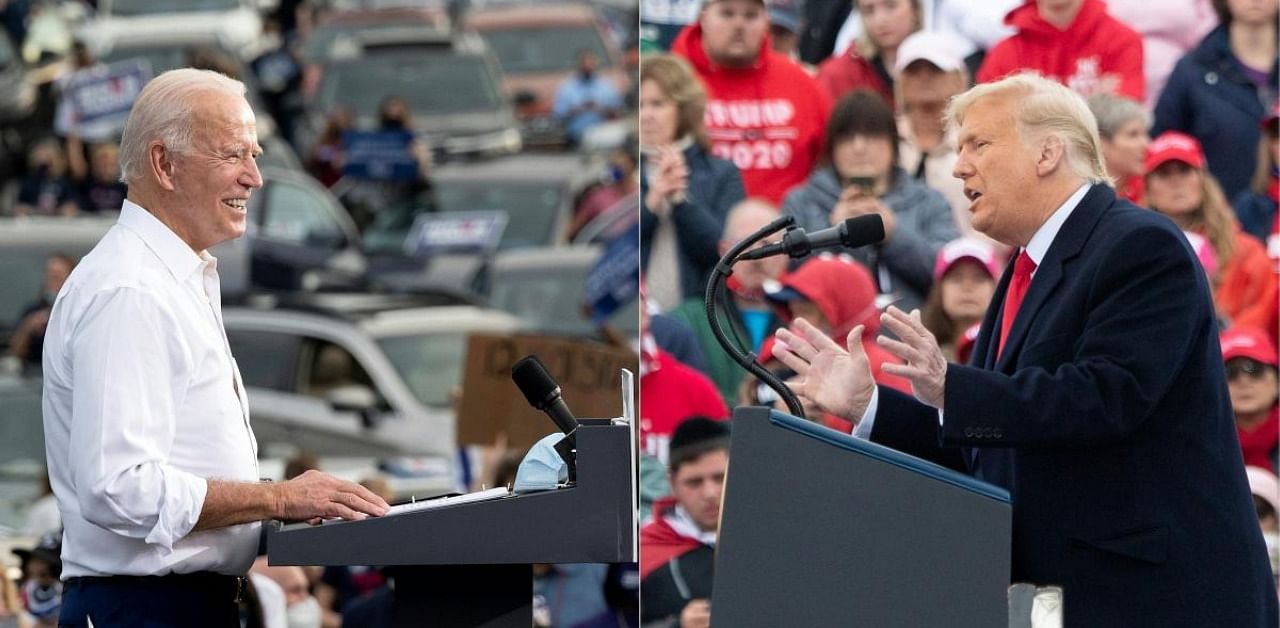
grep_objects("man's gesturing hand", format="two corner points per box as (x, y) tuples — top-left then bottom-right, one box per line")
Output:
(772, 318), (876, 420)
(274, 470), (390, 523)
(877, 307), (948, 409)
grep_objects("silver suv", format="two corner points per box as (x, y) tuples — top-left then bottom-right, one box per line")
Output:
(222, 294), (520, 494)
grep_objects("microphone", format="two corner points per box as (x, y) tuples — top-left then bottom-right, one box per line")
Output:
(511, 355), (579, 438)
(738, 215), (885, 261)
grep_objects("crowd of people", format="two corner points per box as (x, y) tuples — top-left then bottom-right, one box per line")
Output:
(637, 0), (1278, 623)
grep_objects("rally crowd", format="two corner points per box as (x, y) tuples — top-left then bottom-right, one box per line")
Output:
(635, 0), (1279, 625)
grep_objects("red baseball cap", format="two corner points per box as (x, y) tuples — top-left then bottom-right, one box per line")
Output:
(1145, 131), (1206, 174)
(933, 238), (1002, 282)
(1220, 326), (1278, 367)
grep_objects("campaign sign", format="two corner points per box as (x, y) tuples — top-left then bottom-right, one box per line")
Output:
(584, 221), (639, 323)
(342, 130), (418, 181)
(404, 210), (508, 256)
(66, 60), (150, 132)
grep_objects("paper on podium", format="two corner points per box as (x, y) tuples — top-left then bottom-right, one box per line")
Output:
(385, 487), (511, 516)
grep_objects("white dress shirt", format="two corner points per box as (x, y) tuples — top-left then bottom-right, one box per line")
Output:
(42, 200), (260, 578)
(853, 183), (1092, 438)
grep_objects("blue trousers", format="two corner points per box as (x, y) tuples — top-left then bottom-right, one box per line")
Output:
(59, 573), (242, 628)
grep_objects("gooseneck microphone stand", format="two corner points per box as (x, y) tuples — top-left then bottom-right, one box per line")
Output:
(704, 215), (806, 418)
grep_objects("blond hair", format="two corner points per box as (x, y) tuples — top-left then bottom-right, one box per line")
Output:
(946, 72), (1113, 186)
(118, 68), (246, 184)
(640, 54), (709, 148)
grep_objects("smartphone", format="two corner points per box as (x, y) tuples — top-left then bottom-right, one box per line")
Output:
(846, 175), (876, 196)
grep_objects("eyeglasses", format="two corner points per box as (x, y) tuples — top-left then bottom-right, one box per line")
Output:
(1226, 359), (1271, 380)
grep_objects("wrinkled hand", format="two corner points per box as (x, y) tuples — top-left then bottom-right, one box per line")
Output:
(831, 188), (896, 241)
(276, 470), (390, 524)
(680, 599), (711, 628)
(772, 318), (876, 420)
(877, 307), (948, 409)
(644, 146), (689, 215)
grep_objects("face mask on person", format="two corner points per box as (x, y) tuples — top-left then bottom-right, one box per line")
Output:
(286, 596), (323, 628)
(23, 579), (61, 620)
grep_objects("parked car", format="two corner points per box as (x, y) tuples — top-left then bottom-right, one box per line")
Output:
(77, 0), (265, 63)
(466, 2), (627, 147)
(222, 294), (521, 494)
(362, 152), (605, 257)
(233, 166), (367, 294)
(485, 244), (639, 342)
(303, 39), (520, 161)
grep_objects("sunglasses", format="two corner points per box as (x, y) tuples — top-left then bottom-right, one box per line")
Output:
(1226, 359), (1272, 380)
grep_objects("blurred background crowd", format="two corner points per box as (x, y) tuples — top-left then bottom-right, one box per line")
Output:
(634, 0), (1279, 625)
(0, 0), (642, 625)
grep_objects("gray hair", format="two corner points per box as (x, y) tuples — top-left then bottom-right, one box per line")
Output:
(117, 68), (246, 184)
(946, 72), (1113, 186)
(1086, 93), (1149, 140)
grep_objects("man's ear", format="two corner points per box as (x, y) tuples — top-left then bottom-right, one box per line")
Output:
(1036, 135), (1066, 177)
(149, 142), (177, 191)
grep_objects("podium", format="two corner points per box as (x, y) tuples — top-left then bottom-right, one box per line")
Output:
(267, 421), (636, 627)
(711, 407), (1011, 627)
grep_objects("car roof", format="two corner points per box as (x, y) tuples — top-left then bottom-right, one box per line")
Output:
(490, 243), (602, 270)
(0, 217), (117, 245)
(241, 290), (485, 319)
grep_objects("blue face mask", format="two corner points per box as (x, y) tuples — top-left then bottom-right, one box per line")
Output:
(513, 432), (570, 493)
(23, 579), (61, 620)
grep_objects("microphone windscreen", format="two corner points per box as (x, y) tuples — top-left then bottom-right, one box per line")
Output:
(842, 215), (886, 248)
(512, 355), (558, 409)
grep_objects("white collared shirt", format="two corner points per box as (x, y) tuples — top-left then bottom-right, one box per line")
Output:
(42, 200), (260, 579)
(853, 183), (1094, 437)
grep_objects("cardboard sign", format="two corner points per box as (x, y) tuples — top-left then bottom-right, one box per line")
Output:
(63, 60), (150, 136)
(457, 333), (639, 449)
(342, 130), (419, 180)
(584, 220), (639, 323)
(404, 211), (507, 257)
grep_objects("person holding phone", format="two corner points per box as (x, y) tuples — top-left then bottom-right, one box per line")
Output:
(782, 89), (958, 311)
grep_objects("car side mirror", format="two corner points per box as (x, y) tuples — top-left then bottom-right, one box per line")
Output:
(327, 384), (380, 428)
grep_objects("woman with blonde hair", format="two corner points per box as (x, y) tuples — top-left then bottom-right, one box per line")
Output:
(1145, 131), (1277, 331)
(639, 54), (745, 310)
(816, 0), (922, 108)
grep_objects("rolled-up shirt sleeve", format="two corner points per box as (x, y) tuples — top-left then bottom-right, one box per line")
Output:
(68, 286), (207, 550)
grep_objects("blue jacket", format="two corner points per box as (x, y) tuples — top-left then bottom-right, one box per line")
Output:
(641, 143), (745, 301)
(1153, 25), (1278, 200)
(781, 167), (958, 311)
(871, 184), (1279, 627)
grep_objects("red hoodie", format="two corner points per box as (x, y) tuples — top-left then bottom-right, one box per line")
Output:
(639, 497), (705, 579)
(978, 0), (1145, 101)
(640, 349), (730, 463)
(670, 23), (832, 204)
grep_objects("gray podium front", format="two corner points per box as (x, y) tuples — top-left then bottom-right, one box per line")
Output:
(267, 421), (636, 627)
(711, 407), (1012, 627)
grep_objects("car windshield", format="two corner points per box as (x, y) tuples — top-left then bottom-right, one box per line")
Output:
(480, 25), (611, 74)
(363, 180), (562, 254)
(489, 258), (639, 339)
(316, 54), (502, 119)
(375, 332), (469, 407)
(109, 0), (240, 16)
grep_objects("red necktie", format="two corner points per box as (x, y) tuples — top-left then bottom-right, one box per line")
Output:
(998, 250), (1037, 358)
